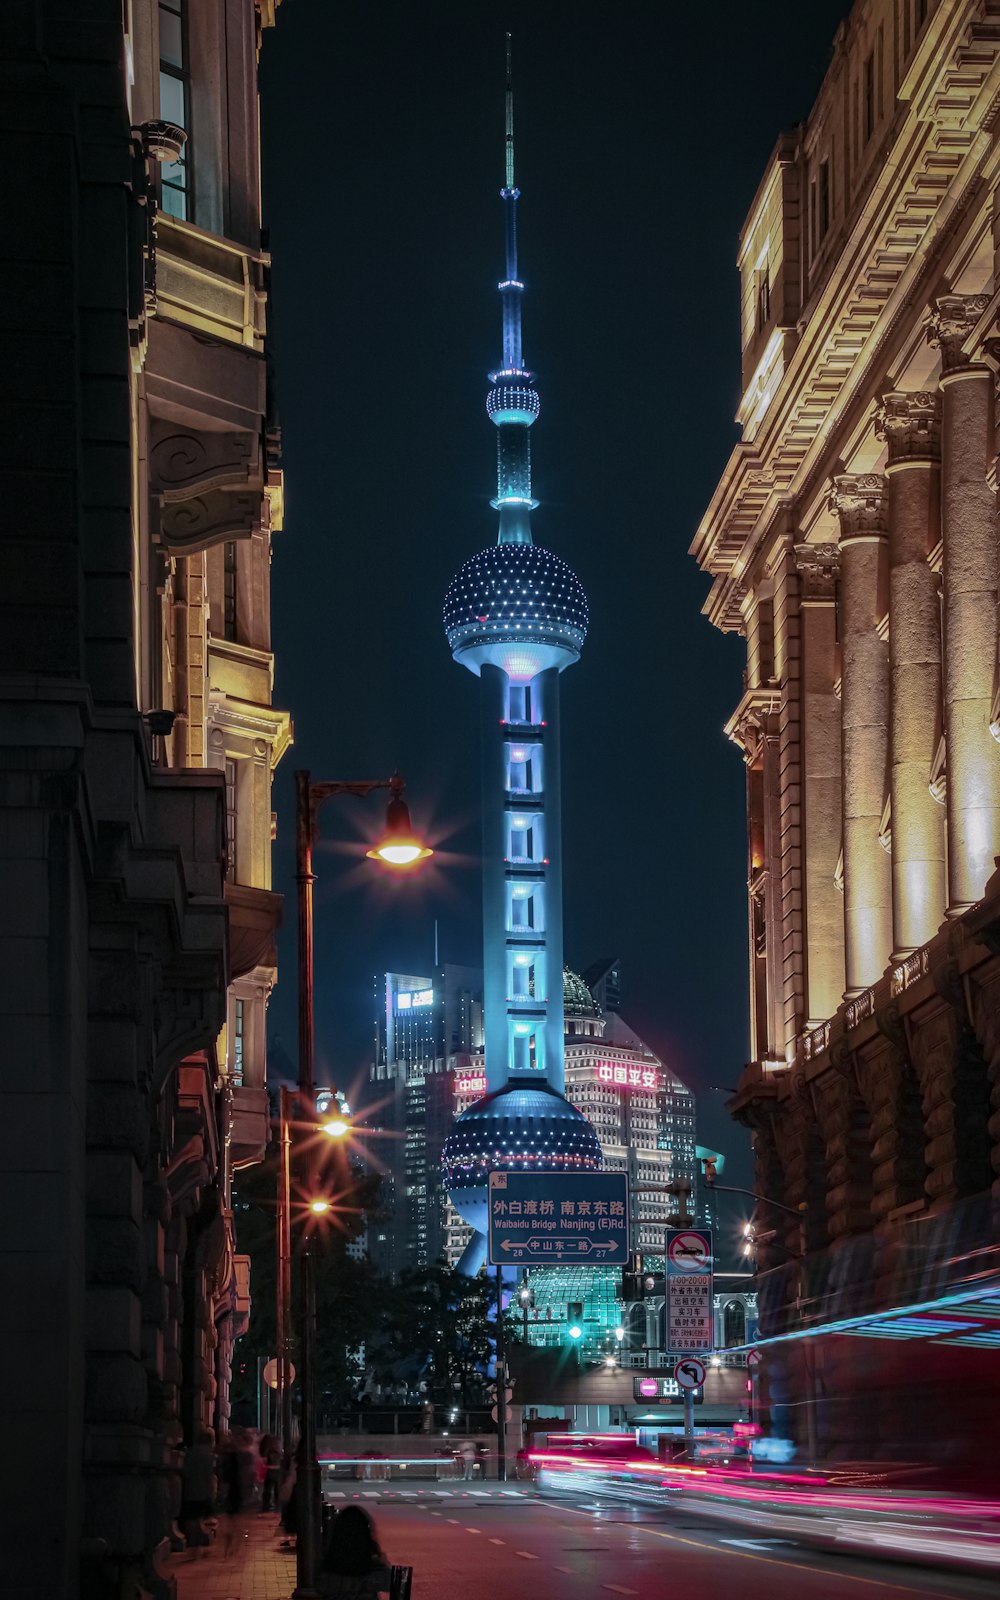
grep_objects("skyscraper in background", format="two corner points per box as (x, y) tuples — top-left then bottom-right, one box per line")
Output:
(368, 966), (484, 1278)
(440, 43), (603, 1268)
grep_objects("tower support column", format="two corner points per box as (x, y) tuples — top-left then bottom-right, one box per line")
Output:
(929, 297), (1000, 913)
(794, 542), (844, 1023)
(830, 475), (891, 995)
(536, 667), (564, 1096)
(481, 663), (509, 1092)
(876, 392), (945, 957)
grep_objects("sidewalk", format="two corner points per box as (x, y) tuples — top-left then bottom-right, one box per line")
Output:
(163, 1513), (294, 1600)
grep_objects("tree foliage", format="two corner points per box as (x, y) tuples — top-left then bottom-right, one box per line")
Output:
(367, 1264), (499, 1405)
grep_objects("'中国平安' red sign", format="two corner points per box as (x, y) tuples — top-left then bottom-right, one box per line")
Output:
(596, 1063), (659, 1091)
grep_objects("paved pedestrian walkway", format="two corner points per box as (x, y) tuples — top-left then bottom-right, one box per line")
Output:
(163, 1514), (294, 1600)
(161, 1489), (530, 1598)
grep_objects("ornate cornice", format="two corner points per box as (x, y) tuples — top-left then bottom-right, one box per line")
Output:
(874, 391), (941, 465)
(926, 293), (991, 373)
(828, 472), (889, 538)
(794, 541), (840, 601)
(725, 686), (782, 761)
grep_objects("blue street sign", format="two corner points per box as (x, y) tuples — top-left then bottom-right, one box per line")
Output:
(487, 1171), (630, 1266)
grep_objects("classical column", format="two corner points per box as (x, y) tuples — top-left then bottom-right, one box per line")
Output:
(829, 475), (892, 994)
(794, 543), (845, 1023)
(928, 296), (1000, 913)
(876, 392), (946, 956)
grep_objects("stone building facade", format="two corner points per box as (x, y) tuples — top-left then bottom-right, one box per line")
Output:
(692, 0), (1000, 1459)
(2, 3), (288, 1594)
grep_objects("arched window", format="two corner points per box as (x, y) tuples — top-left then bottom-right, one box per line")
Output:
(723, 1300), (746, 1348)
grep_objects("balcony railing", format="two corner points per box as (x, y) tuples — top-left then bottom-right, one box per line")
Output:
(156, 214), (268, 349)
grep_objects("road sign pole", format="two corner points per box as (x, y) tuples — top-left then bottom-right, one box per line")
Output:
(683, 1387), (694, 1444)
(492, 1267), (502, 1478)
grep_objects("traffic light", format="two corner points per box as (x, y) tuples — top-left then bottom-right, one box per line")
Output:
(620, 1250), (643, 1302)
(567, 1301), (583, 1321)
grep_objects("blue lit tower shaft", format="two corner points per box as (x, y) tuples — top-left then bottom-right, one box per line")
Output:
(444, 43), (588, 1101)
(441, 41), (599, 1255)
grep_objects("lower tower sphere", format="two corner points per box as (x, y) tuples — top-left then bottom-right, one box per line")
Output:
(442, 1080), (603, 1234)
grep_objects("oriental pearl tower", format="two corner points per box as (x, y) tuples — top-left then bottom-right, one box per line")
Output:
(441, 39), (601, 1274)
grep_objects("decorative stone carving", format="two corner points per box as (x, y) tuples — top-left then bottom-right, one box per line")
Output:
(794, 541), (840, 601)
(159, 490), (261, 555)
(926, 293), (990, 373)
(151, 422), (261, 500)
(874, 391), (942, 464)
(151, 421), (264, 555)
(828, 473), (888, 537)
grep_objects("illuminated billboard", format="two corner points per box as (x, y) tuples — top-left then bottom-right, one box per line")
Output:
(453, 1072), (488, 1098)
(396, 988), (433, 1010)
(597, 1063), (659, 1092)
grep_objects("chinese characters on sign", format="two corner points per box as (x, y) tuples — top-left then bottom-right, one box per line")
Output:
(487, 1172), (630, 1265)
(665, 1227), (714, 1355)
(453, 1073), (487, 1097)
(596, 1063), (659, 1091)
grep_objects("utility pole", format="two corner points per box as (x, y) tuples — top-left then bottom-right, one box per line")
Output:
(495, 1267), (507, 1482)
(672, 1181), (697, 1447)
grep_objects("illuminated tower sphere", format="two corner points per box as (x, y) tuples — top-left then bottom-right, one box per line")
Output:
(442, 40), (601, 1252)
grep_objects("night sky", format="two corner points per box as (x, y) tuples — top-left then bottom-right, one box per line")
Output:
(259, 2), (850, 1188)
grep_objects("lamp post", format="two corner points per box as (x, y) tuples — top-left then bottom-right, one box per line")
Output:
(291, 769), (431, 1597)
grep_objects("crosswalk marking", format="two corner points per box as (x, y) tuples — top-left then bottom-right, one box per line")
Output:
(603, 1587), (638, 1596)
(489, 1538), (505, 1545)
(515, 1551), (539, 1560)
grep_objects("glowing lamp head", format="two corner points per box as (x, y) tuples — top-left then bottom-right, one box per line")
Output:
(309, 1198), (331, 1216)
(614, 1326), (625, 1341)
(322, 1117), (351, 1140)
(367, 789), (433, 868)
(568, 1325), (582, 1340)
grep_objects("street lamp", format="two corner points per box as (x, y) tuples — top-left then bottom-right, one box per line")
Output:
(291, 768), (432, 1597)
(366, 779), (433, 866)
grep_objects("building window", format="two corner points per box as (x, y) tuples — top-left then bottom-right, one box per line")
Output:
(863, 51), (875, 143)
(224, 541), (237, 641)
(508, 684), (533, 723)
(159, 0), (190, 219)
(754, 268), (770, 333)
(511, 890), (534, 929)
(224, 758), (237, 881)
(232, 998), (244, 1085)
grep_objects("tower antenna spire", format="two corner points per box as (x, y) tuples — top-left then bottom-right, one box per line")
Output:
(505, 31), (515, 191)
(499, 34), (523, 381)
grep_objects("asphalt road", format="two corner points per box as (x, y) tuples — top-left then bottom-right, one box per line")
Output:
(352, 1487), (999, 1600)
